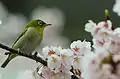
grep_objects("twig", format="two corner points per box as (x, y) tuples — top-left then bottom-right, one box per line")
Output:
(0, 43), (47, 66)
(0, 43), (80, 79)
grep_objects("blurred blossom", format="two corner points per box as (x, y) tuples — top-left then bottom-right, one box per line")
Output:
(38, 66), (72, 79)
(0, 2), (39, 79)
(2, 1), (120, 79)
(42, 36), (69, 48)
(31, 6), (65, 32)
(113, 0), (120, 16)
(16, 70), (36, 79)
(0, 20), (2, 24)
(0, 3), (69, 79)
(82, 19), (120, 79)
(0, 74), (3, 79)
(31, 6), (69, 47)
(0, 14), (27, 44)
(0, 2), (8, 21)
(0, 2), (27, 44)
(80, 51), (95, 78)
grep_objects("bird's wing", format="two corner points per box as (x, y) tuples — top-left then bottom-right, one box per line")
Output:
(12, 28), (28, 47)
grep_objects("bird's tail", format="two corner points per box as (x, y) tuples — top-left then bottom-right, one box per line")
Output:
(1, 53), (16, 68)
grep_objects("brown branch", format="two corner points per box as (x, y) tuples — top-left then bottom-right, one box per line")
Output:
(0, 43), (80, 79)
(0, 43), (47, 66)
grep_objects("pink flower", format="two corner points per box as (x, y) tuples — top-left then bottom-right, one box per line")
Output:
(85, 20), (113, 40)
(39, 66), (72, 79)
(47, 54), (62, 71)
(70, 40), (91, 56)
(60, 49), (74, 66)
(42, 46), (62, 58)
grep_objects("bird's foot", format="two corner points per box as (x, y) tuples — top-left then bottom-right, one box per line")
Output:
(17, 48), (24, 55)
(17, 48), (21, 53)
(33, 52), (38, 57)
(33, 51), (38, 63)
(4, 52), (11, 55)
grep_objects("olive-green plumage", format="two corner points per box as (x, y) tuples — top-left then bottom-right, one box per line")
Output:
(1, 19), (51, 68)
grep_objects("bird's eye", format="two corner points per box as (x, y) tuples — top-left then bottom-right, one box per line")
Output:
(38, 21), (43, 26)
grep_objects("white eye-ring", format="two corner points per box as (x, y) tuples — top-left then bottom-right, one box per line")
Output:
(38, 21), (43, 26)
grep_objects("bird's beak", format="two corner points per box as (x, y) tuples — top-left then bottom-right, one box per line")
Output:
(44, 24), (52, 27)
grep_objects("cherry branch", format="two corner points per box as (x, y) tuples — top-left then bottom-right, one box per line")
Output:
(0, 43), (79, 79)
(0, 43), (47, 66)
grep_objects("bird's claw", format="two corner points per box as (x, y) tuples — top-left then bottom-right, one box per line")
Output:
(17, 48), (22, 54)
(34, 52), (38, 57)
(33, 51), (38, 63)
(4, 52), (11, 55)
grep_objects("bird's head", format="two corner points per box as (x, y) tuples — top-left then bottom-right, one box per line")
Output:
(26, 19), (51, 29)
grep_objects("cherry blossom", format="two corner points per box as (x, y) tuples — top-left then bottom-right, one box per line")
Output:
(70, 40), (91, 56)
(0, 20), (2, 24)
(113, 0), (120, 16)
(47, 54), (61, 71)
(82, 16), (120, 79)
(2, 9), (120, 79)
(85, 20), (113, 40)
(16, 70), (36, 79)
(60, 49), (74, 66)
(38, 66), (72, 79)
(42, 46), (62, 57)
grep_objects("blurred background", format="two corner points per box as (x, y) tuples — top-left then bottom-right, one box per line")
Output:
(0, 0), (119, 79)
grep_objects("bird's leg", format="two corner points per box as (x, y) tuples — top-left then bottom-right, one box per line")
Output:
(17, 48), (22, 53)
(33, 52), (38, 57)
(4, 52), (11, 55)
(33, 51), (38, 63)
(5, 48), (22, 55)
(17, 48), (25, 55)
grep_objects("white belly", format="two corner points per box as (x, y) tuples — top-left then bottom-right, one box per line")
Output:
(13, 27), (42, 55)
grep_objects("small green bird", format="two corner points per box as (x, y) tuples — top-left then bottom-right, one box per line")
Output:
(1, 19), (51, 68)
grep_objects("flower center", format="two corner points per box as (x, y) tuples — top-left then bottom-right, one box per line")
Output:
(51, 73), (56, 78)
(74, 57), (80, 63)
(73, 47), (79, 51)
(52, 57), (57, 63)
(61, 54), (67, 60)
(48, 50), (55, 55)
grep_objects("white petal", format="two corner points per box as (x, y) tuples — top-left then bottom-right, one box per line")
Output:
(114, 28), (120, 34)
(113, 0), (120, 16)
(97, 21), (105, 28)
(42, 46), (50, 57)
(85, 20), (96, 32)
(48, 55), (61, 69)
(60, 49), (74, 56)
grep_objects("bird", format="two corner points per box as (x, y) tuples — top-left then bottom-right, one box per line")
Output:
(1, 19), (51, 68)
